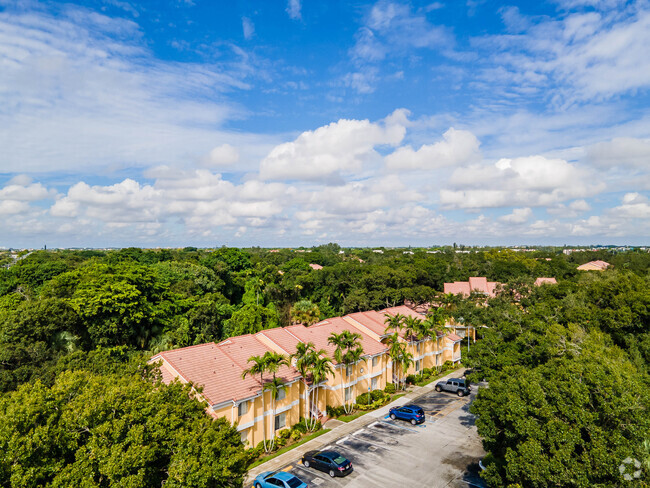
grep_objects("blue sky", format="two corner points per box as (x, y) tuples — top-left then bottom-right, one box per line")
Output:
(1, 0), (649, 248)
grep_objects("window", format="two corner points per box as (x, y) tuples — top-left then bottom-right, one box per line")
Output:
(237, 401), (248, 417)
(239, 429), (248, 444)
(277, 388), (286, 401)
(345, 365), (353, 377)
(415, 359), (422, 372)
(371, 377), (378, 391)
(344, 386), (352, 402)
(416, 343), (422, 354)
(275, 412), (286, 430)
(372, 356), (379, 368)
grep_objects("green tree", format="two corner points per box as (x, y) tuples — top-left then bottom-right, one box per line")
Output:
(290, 300), (321, 326)
(328, 330), (364, 414)
(242, 355), (270, 452)
(0, 370), (249, 487)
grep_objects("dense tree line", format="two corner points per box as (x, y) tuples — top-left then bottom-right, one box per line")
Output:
(0, 245), (649, 486)
(460, 270), (650, 487)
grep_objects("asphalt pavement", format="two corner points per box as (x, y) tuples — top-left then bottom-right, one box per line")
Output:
(246, 370), (487, 488)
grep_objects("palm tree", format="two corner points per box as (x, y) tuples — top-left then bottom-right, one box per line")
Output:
(384, 313), (405, 335)
(309, 356), (333, 430)
(342, 346), (366, 412)
(264, 351), (289, 382)
(385, 332), (403, 389)
(266, 377), (287, 450)
(398, 348), (414, 390)
(291, 342), (327, 430)
(328, 330), (364, 414)
(425, 307), (449, 373)
(402, 316), (423, 378)
(242, 354), (270, 452)
(290, 300), (321, 326)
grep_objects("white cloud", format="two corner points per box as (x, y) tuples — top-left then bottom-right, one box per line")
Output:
(440, 155), (604, 209)
(259, 110), (408, 181)
(475, 8), (650, 104)
(0, 6), (268, 174)
(242, 17), (254, 40)
(286, 0), (302, 20)
(385, 128), (481, 171)
(205, 144), (240, 167)
(499, 207), (532, 224)
(585, 137), (650, 168)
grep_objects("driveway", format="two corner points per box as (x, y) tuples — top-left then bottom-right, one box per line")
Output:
(247, 373), (486, 488)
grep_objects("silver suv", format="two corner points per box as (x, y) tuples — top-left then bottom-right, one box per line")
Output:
(435, 378), (471, 397)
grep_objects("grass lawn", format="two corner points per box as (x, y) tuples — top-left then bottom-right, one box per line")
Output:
(247, 429), (331, 470)
(414, 366), (463, 387)
(338, 411), (366, 423)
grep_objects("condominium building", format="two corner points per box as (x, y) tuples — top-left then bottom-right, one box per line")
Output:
(150, 305), (462, 448)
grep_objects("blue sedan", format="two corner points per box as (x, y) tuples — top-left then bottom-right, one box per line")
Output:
(253, 471), (307, 488)
(388, 404), (426, 425)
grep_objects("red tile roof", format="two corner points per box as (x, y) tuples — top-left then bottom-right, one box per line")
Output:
(156, 343), (261, 405)
(381, 305), (425, 320)
(534, 277), (557, 286)
(577, 260), (610, 270)
(446, 333), (463, 342)
(256, 327), (303, 356)
(218, 334), (300, 384)
(309, 263), (323, 270)
(288, 317), (386, 361)
(444, 277), (500, 297)
(345, 310), (391, 337)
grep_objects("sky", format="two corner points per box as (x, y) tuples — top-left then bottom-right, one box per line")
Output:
(1, 0), (649, 248)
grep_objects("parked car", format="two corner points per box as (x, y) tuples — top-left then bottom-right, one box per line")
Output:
(435, 378), (471, 396)
(254, 471), (307, 488)
(388, 404), (426, 424)
(302, 449), (353, 477)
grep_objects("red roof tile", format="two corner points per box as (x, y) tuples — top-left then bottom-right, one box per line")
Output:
(157, 343), (260, 405)
(446, 333), (463, 342)
(534, 277), (557, 286)
(288, 317), (386, 362)
(345, 310), (391, 337)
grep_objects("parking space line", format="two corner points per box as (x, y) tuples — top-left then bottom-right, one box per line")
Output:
(282, 465), (293, 471)
(378, 419), (419, 432)
(336, 436), (349, 445)
(352, 429), (365, 436)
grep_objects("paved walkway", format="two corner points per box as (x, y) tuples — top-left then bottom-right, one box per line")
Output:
(245, 368), (466, 484)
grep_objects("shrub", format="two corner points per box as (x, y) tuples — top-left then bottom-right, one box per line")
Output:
(371, 389), (385, 402)
(405, 374), (416, 385)
(422, 368), (433, 377)
(384, 383), (396, 394)
(290, 429), (302, 441)
(291, 418), (308, 434)
(442, 360), (453, 371)
(278, 428), (291, 440)
(326, 405), (346, 417)
(355, 392), (371, 405)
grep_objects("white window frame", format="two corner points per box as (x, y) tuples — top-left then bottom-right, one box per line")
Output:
(372, 356), (379, 368)
(415, 359), (422, 372)
(238, 400), (248, 417)
(345, 365), (353, 377)
(371, 377), (378, 391)
(275, 412), (286, 430)
(277, 388), (286, 401)
(240, 429), (248, 445)
(344, 386), (352, 402)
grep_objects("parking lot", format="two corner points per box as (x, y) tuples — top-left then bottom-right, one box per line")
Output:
(250, 382), (487, 488)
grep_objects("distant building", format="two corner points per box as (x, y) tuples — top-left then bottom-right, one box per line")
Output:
(577, 260), (610, 271)
(534, 277), (557, 286)
(309, 263), (323, 270)
(443, 277), (500, 298)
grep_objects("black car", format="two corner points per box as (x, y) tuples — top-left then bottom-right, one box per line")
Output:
(301, 450), (353, 477)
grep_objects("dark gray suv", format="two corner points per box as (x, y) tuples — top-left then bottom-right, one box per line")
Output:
(435, 378), (471, 397)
